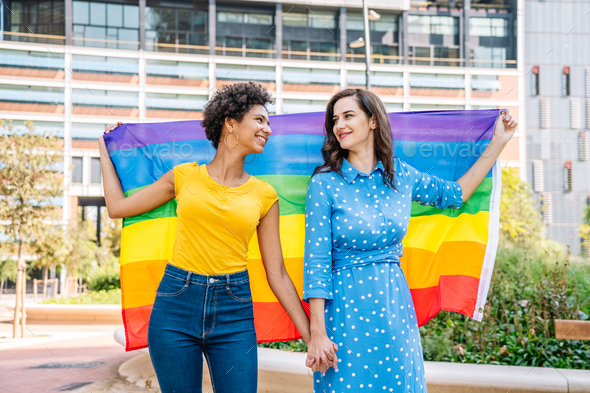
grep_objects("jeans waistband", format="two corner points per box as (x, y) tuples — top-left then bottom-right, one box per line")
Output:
(164, 263), (250, 286)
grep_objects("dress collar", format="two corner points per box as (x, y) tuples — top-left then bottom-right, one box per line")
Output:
(340, 158), (384, 184)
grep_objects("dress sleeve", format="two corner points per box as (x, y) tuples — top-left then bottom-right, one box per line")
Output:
(302, 175), (334, 303)
(174, 162), (198, 197)
(398, 159), (463, 210)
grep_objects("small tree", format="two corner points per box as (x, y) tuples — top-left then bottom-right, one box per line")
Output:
(0, 244), (18, 299)
(65, 221), (98, 292)
(30, 226), (69, 300)
(0, 120), (63, 338)
(580, 205), (590, 257)
(499, 167), (564, 256)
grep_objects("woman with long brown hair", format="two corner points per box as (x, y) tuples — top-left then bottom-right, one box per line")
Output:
(303, 88), (517, 392)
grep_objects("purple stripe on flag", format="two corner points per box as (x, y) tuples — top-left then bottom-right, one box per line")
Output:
(104, 109), (502, 151)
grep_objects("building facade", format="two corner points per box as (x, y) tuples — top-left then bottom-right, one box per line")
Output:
(0, 0), (523, 241)
(525, 0), (590, 255)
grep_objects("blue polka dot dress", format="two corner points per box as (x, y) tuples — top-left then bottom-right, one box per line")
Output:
(303, 157), (463, 393)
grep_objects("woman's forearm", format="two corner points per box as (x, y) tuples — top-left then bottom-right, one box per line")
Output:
(308, 298), (327, 337)
(457, 136), (507, 202)
(267, 269), (312, 343)
(98, 136), (127, 218)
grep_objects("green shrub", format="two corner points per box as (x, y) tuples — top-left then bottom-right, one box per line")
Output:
(43, 289), (121, 304)
(420, 247), (590, 370)
(86, 266), (120, 291)
(259, 339), (308, 352)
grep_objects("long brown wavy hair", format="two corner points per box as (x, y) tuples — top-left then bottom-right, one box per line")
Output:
(313, 88), (397, 190)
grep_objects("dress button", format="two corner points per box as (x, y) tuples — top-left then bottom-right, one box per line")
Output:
(209, 278), (215, 283)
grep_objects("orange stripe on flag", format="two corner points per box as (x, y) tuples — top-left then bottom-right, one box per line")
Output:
(121, 260), (167, 309)
(247, 257), (304, 302)
(400, 241), (486, 289)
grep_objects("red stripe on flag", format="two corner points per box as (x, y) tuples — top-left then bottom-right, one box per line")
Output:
(122, 304), (152, 351)
(254, 301), (310, 343)
(411, 275), (480, 326)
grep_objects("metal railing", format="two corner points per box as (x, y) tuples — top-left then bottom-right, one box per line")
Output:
(2, 31), (66, 45)
(1, 31), (518, 69)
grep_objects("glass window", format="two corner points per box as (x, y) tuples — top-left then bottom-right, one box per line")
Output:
(124, 5), (139, 29)
(178, 10), (190, 31)
(53, 1), (64, 24)
(119, 28), (138, 43)
(192, 12), (207, 31)
(283, 12), (307, 27)
(346, 13), (364, 30)
(107, 4), (122, 28)
(11, 2), (23, 24)
(90, 157), (101, 184)
(471, 47), (507, 68)
(372, 14), (396, 32)
(89, 2), (106, 26)
(73, 1), (139, 49)
(145, 7), (161, 30)
(434, 47), (460, 66)
(5, 0), (65, 43)
(160, 9), (175, 30)
(25, 1), (38, 24)
(408, 15), (458, 35)
(431, 16), (457, 35)
(309, 11), (336, 29)
(347, 13), (397, 32)
(470, 17), (507, 37)
(73, 1), (88, 25)
(39, 1), (52, 24)
(72, 123), (106, 140)
(218, 12), (243, 23)
(407, 15), (430, 34)
(71, 157), (83, 183)
(246, 13), (272, 25)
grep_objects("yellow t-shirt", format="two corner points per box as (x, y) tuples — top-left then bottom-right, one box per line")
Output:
(169, 162), (279, 275)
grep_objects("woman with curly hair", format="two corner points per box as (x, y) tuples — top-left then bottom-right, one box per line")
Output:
(98, 81), (337, 393)
(303, 88), (517, 392)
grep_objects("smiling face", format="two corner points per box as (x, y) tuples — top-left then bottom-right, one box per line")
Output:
(225, 104), (272, 154)
(332, 96), (376, 153)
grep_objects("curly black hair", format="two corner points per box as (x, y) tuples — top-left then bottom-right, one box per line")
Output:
(200, 81), (274, 149)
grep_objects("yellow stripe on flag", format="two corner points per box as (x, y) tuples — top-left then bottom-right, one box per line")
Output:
(120, 217), (177, 265)
(247, 257), (304, 302)
(247, 214), (305, 259)
(404, 211), (488, 253)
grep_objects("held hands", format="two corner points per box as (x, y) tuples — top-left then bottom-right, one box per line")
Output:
(306, 334), (339, 374)
(493, 110), (518, 145)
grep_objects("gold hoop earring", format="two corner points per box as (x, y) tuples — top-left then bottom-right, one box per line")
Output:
(224, 130), (239, 149)
(245, 154), (255, 164)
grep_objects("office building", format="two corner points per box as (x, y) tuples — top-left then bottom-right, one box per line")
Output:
(0, 0), (523, 240)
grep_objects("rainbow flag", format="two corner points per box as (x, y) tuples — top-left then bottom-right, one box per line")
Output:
(104, 109), (501, 351)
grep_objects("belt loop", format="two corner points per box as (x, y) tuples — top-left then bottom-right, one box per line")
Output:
(185, 271), (192, 286)
(225, 274), (231, 285)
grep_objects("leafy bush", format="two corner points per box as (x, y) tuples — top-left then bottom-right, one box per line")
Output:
(85, 265), (120, 291)
(259, 339), (308, 352)
(43, 289), (121, 304)
(420, 247), (590, 370)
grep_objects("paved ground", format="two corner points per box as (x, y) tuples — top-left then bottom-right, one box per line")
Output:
(0, 295), (151, 393)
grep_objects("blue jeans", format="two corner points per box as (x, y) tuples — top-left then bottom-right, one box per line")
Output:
(148, 263), (258, 393)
